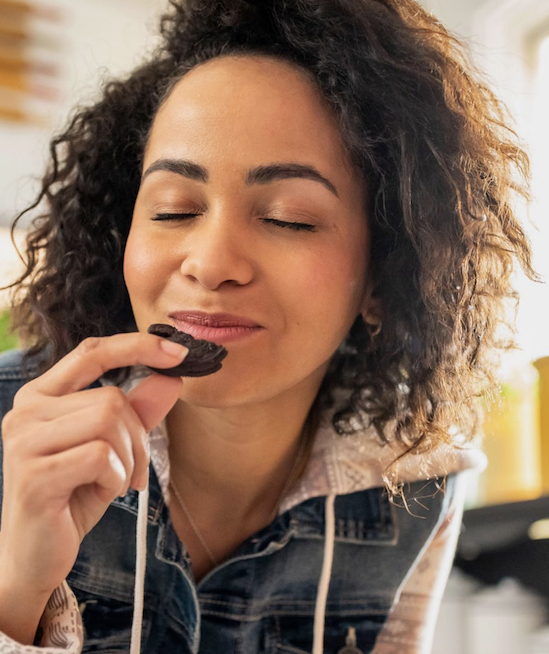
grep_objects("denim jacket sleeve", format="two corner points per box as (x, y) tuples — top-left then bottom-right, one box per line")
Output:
(0, 349), (84, 653)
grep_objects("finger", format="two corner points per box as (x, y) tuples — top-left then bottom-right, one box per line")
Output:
(13, 387), (148, 476)
(8, 379), (175, 493)
(127, 373), (183, 432)
(44, 402), (136, 494)
(18, 332), (188, 400)
(39, 440), (127, 507)
(9, 386), (138, 424)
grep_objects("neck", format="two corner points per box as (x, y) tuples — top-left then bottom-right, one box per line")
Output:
(166, 392), (317, 526)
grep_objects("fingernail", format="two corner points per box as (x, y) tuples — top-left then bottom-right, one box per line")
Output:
(159, 339), (188, 358)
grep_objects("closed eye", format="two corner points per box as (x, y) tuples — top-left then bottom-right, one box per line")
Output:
(151, 213), (200, 221)
(263, 218), (316, 232)
(151, 213), (316, 232)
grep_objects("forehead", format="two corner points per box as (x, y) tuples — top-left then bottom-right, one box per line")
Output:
(145, 55), (357, 183)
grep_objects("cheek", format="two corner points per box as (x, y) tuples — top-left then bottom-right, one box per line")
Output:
(123, 233), (145, 298)
(275, 254), (365, 369)
(123, 229), (166, 299)
(300, 243), (367, 319)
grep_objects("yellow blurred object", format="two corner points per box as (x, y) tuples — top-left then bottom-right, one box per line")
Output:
(0, 14), (27, 41)
(480, 364), (542, 505)
(0, 0), (61, 20)
(0, 68), (28, 92)
(0, 0), (63, 124)
(0, 0), (32, 13)
(533, 356), (549, 495)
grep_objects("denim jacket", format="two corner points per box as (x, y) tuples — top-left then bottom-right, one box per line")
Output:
(0, 348), (483, 654)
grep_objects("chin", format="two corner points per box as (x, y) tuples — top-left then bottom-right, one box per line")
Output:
(176, 375), (268, 409)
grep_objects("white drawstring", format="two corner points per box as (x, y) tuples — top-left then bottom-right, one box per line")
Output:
(130, 485), (149, 654)
(313, 493), (336, 654)
(129, 484), (335, 653)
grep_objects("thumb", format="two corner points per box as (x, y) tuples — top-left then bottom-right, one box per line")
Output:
(127, 373), (183, 432)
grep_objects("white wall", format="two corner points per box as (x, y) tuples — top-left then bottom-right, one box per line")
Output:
(420, 0), (483, 37)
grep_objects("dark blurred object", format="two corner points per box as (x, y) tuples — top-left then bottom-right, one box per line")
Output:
(456, 495), (549, 602)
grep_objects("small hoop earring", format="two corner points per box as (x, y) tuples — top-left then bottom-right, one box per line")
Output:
(366, 321), (382, 338)
(362, 311), (382, 338)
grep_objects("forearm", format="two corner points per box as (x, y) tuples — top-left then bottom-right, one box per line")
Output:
(0, 583), (49, 645)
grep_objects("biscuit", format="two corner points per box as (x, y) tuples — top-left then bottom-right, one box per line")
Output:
(147, 323), (228, 377)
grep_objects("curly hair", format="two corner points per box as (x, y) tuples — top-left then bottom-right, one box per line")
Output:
(5, 0), (536, 454)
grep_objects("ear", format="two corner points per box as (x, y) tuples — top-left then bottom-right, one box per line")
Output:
(360, 278), (383, 333)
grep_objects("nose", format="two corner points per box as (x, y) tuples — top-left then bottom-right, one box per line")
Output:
(179, 214), (255, 291)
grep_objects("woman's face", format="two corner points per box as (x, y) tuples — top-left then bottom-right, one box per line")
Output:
(125, 55), (372, 409)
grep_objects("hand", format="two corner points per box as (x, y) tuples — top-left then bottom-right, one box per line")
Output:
(0, 332), (187, 639)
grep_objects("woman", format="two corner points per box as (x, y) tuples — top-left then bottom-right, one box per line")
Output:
(0, 0), (535, 652)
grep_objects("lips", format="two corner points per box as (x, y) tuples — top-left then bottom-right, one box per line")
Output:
(167, 311), (263, 344)
(169, 311), (261, 328)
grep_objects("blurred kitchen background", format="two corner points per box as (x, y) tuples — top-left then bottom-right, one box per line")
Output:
(0, 0), (548, 652)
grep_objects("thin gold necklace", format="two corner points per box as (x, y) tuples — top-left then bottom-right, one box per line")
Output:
(169, 479), (219, 566)
(169, 419), (311, 568)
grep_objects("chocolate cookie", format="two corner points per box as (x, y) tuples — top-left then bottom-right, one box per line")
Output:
(146, 323), (228, 377)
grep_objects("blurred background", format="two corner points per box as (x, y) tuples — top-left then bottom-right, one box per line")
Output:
(0, 0), (548, 651)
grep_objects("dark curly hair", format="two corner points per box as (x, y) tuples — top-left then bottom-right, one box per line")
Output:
(5, 0), (536, 455)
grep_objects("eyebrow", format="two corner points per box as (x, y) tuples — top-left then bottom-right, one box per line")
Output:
(142, 158), (339, 198)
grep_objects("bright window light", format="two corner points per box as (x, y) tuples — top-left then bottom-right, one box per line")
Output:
(514, 34), (549, 363)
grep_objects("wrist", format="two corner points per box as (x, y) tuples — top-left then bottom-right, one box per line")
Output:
(0, 545), (53, 645)
(0, 534), (58, 599)
(0, 581), (51, 645)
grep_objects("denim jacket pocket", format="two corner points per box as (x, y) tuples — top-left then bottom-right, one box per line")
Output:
(73, 589), (148, 653)
(271, 608), (389, 654)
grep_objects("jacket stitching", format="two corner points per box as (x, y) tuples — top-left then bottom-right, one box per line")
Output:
(199, 608), (390, 620)
(275, 644), (310, 654)
(199, 597), (393, 607)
